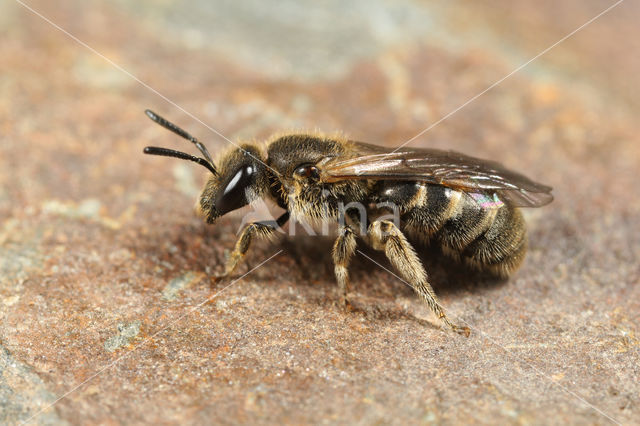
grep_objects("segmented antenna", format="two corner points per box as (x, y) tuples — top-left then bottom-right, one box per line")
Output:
(144, 109), (217, 175)
(143, 146), (218, 175)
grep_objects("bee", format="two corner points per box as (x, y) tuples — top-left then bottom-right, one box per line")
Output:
(143, 110), (553, 335)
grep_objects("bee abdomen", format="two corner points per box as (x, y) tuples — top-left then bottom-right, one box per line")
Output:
(403, 185), (527, 277)
(402, 185), (460, 238)
(461, 205), (527, 277)
(391, 184), (527, 277)
(436, 191), (498, 256)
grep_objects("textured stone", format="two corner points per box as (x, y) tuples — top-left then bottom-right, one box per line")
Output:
(1, 0), (639, 424)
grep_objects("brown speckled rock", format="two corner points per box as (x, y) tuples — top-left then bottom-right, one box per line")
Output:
(2, 0), (639, 424)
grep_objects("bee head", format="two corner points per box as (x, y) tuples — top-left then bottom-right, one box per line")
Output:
(143, 110), (267, 224)
(196, 145), (267, 223)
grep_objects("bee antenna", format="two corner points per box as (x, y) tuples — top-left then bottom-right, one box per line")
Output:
(145, 109), (216, 170)
(143, 146), (218, 175)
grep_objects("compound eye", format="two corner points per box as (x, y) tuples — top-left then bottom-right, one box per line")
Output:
(215, 164), (256, 215)
(294, 164), (320, 181)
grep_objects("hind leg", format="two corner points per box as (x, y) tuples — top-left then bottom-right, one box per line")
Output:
(368, 220), (469, 335)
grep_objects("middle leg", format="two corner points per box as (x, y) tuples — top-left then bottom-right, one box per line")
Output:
(332, 225), (357, 307)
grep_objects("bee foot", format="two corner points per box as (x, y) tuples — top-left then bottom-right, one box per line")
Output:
(211, 272), (229, 286)
(339, 296), (354, 312)
(452, 324), (471, 337)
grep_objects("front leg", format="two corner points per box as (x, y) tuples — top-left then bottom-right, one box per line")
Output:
(218, 212), (289, 278)
(368, 220), (470, 336)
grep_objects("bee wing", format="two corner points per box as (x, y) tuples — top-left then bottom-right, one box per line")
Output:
(319, 142), (553, 208)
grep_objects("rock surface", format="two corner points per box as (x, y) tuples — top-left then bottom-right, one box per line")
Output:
(1, 0), (639, 424)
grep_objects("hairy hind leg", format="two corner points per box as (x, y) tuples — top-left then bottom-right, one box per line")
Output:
(368, 220), (469, 336)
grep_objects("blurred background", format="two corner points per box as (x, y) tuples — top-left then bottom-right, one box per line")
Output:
(1, 0), (639, 424)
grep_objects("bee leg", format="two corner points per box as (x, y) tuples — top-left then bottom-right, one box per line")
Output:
(216, 212), (289, 279)
(368, 220), (470, 336)
(332, 225), (357, 308)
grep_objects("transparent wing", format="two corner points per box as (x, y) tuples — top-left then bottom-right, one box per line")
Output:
(319, 142), (553, 208)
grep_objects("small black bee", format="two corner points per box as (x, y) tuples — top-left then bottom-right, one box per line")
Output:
(144, 110), (553, 335)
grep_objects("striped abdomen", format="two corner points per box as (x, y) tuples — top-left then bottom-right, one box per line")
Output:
(378, 182), (527, 277)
